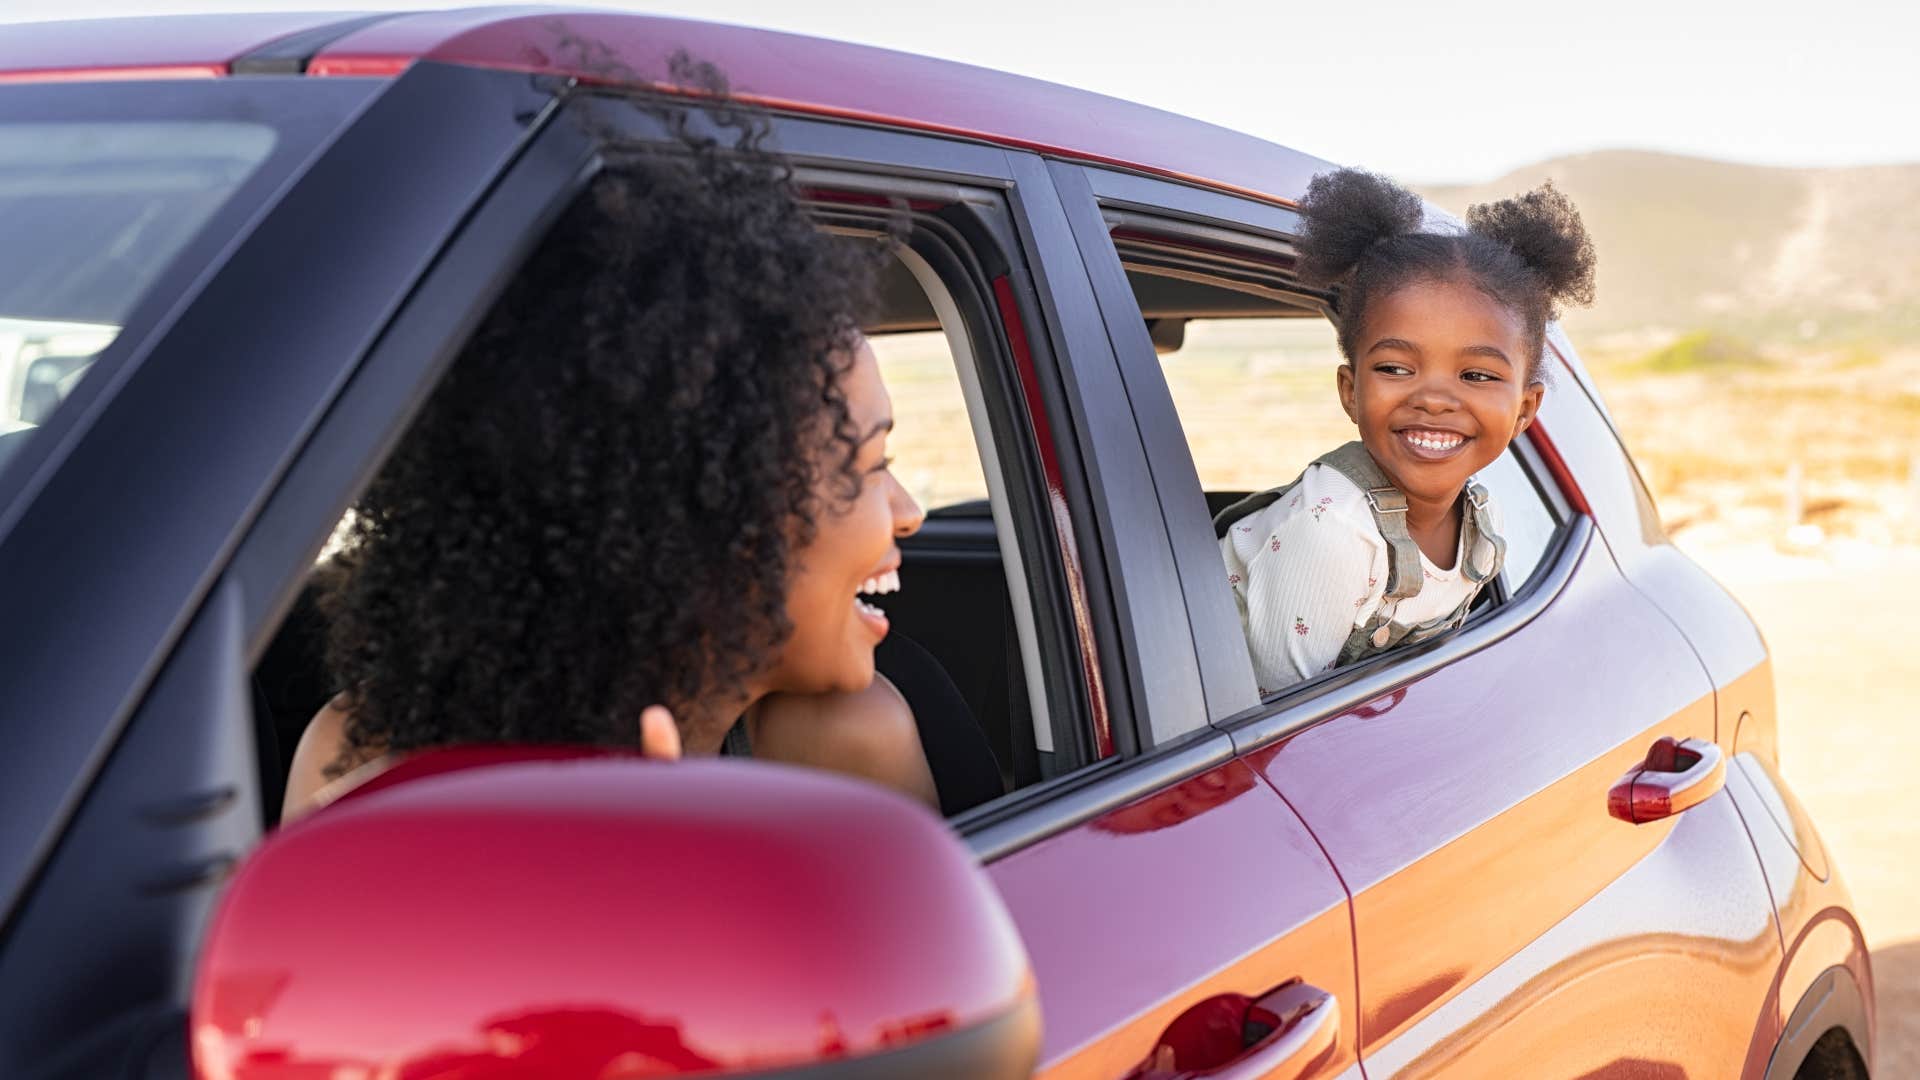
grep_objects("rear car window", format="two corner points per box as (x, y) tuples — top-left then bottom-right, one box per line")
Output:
(0, 120), (277, 469)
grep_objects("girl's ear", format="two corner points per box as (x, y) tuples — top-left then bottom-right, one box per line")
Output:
(1513, 381), (1545, 438)
(1337, 363), (1359, 424)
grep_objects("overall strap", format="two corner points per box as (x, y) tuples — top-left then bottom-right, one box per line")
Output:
(1459, 481), (1506, 584)
(1315, 441), (1423, 602)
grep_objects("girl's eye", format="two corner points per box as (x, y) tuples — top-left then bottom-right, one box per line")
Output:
(1462, 370), (1502, 383)
(1373, 363), (1412, 377)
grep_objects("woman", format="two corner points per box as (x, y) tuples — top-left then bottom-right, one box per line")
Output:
(283, 100), (937, 820)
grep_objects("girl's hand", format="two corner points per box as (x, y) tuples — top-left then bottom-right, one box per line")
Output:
(638, 705), (683, 761)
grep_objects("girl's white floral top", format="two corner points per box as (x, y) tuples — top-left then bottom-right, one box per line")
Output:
(1220, 462), (1499, 696)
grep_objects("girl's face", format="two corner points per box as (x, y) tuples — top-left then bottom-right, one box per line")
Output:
(767, 336), (924, 696)
(1338, 277), (1544, 508)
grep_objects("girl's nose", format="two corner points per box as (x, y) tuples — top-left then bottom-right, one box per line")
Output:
(891, 479), (924, 538)
(1408, 372), (1461, 412)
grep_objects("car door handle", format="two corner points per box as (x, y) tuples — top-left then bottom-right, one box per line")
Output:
(1608, 736), (1725, 824)
(1129, 978), (1339, 1079)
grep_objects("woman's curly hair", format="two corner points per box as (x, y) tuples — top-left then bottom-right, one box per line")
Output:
(319, 77), (884, 773)
(1295, 167), (1596, 384)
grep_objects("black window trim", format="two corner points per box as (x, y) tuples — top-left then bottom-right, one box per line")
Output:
(1050, 161), (1262, 728)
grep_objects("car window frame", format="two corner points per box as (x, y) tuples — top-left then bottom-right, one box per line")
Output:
(1056, 162), (1594, 749)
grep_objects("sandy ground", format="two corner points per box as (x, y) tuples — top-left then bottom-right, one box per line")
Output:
(1682, 538), (1920, 1076)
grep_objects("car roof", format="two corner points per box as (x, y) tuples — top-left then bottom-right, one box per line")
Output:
(0, 7), (1331, 207)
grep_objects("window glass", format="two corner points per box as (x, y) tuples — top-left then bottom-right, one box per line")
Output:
(1158, 315), (1348, 493)
(866, 329), (991, 511)
(0, 121), (277, 462)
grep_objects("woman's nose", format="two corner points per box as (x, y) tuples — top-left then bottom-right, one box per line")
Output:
(891, 479), (924, 538)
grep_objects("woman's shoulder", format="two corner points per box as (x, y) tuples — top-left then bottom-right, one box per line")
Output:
(750, 677), (938, 808)
(281, 695), (384, 823)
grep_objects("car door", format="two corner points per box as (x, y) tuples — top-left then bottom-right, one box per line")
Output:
(1057, 160), (1787, 1078)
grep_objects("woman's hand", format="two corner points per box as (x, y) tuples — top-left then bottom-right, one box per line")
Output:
(639, 705), (683, 761)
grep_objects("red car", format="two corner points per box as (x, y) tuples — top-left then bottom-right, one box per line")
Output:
(0, 9), (1872, 1080)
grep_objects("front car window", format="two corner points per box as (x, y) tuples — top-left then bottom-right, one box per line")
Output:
(0, 119), (277, 470)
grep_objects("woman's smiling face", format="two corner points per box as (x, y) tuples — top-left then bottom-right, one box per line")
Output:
(765, 336), (924, 696)
(1338, 277), (1544, 508)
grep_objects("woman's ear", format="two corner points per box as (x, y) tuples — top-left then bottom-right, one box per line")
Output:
(1337, 363), (1359, 424)
(1513, 381), (1545, 438)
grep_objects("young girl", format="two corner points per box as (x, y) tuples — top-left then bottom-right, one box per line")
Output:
(1218, 168), (1595, 695)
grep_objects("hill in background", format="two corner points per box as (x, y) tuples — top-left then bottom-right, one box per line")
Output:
(1417, 150), (1920, 349)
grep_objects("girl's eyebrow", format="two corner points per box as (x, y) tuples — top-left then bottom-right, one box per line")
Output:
(1461, 344), (1513, 367)
(1365, 337), (1420, 357)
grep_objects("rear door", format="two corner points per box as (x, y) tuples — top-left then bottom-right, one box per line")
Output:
(1057, 161), (1786, 1078)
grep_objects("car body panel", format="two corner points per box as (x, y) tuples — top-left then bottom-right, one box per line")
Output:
(0, 12), (371, 81)
(1728, 747), (1875, 1074)
(1360, 789), (1779, 1078)
(1242, 529), (1756, 1066)
(1544, 328), (1871, 1072)
(985, 755), (1359, 1079)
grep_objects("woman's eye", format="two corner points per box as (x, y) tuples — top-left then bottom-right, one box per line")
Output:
(870, 454), (895, 475)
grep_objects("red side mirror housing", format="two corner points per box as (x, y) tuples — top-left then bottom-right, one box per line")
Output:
(192, 748), (1039, 1078)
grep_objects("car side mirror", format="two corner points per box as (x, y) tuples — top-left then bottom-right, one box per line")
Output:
(191, 748), (1039, 1078)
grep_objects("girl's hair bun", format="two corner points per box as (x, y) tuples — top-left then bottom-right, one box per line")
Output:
(1295, 168), (1425, 288)
(1466, 182), (1597, 311)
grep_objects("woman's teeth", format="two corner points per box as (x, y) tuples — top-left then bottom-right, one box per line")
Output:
(857, 569), (901, 598)
(1403, 430), (1465, 452)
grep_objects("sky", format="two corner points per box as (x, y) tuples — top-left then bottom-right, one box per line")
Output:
(3, 0), (1915, 184)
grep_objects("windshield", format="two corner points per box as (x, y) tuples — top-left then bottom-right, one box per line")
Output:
(0, 120), (277, 467)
